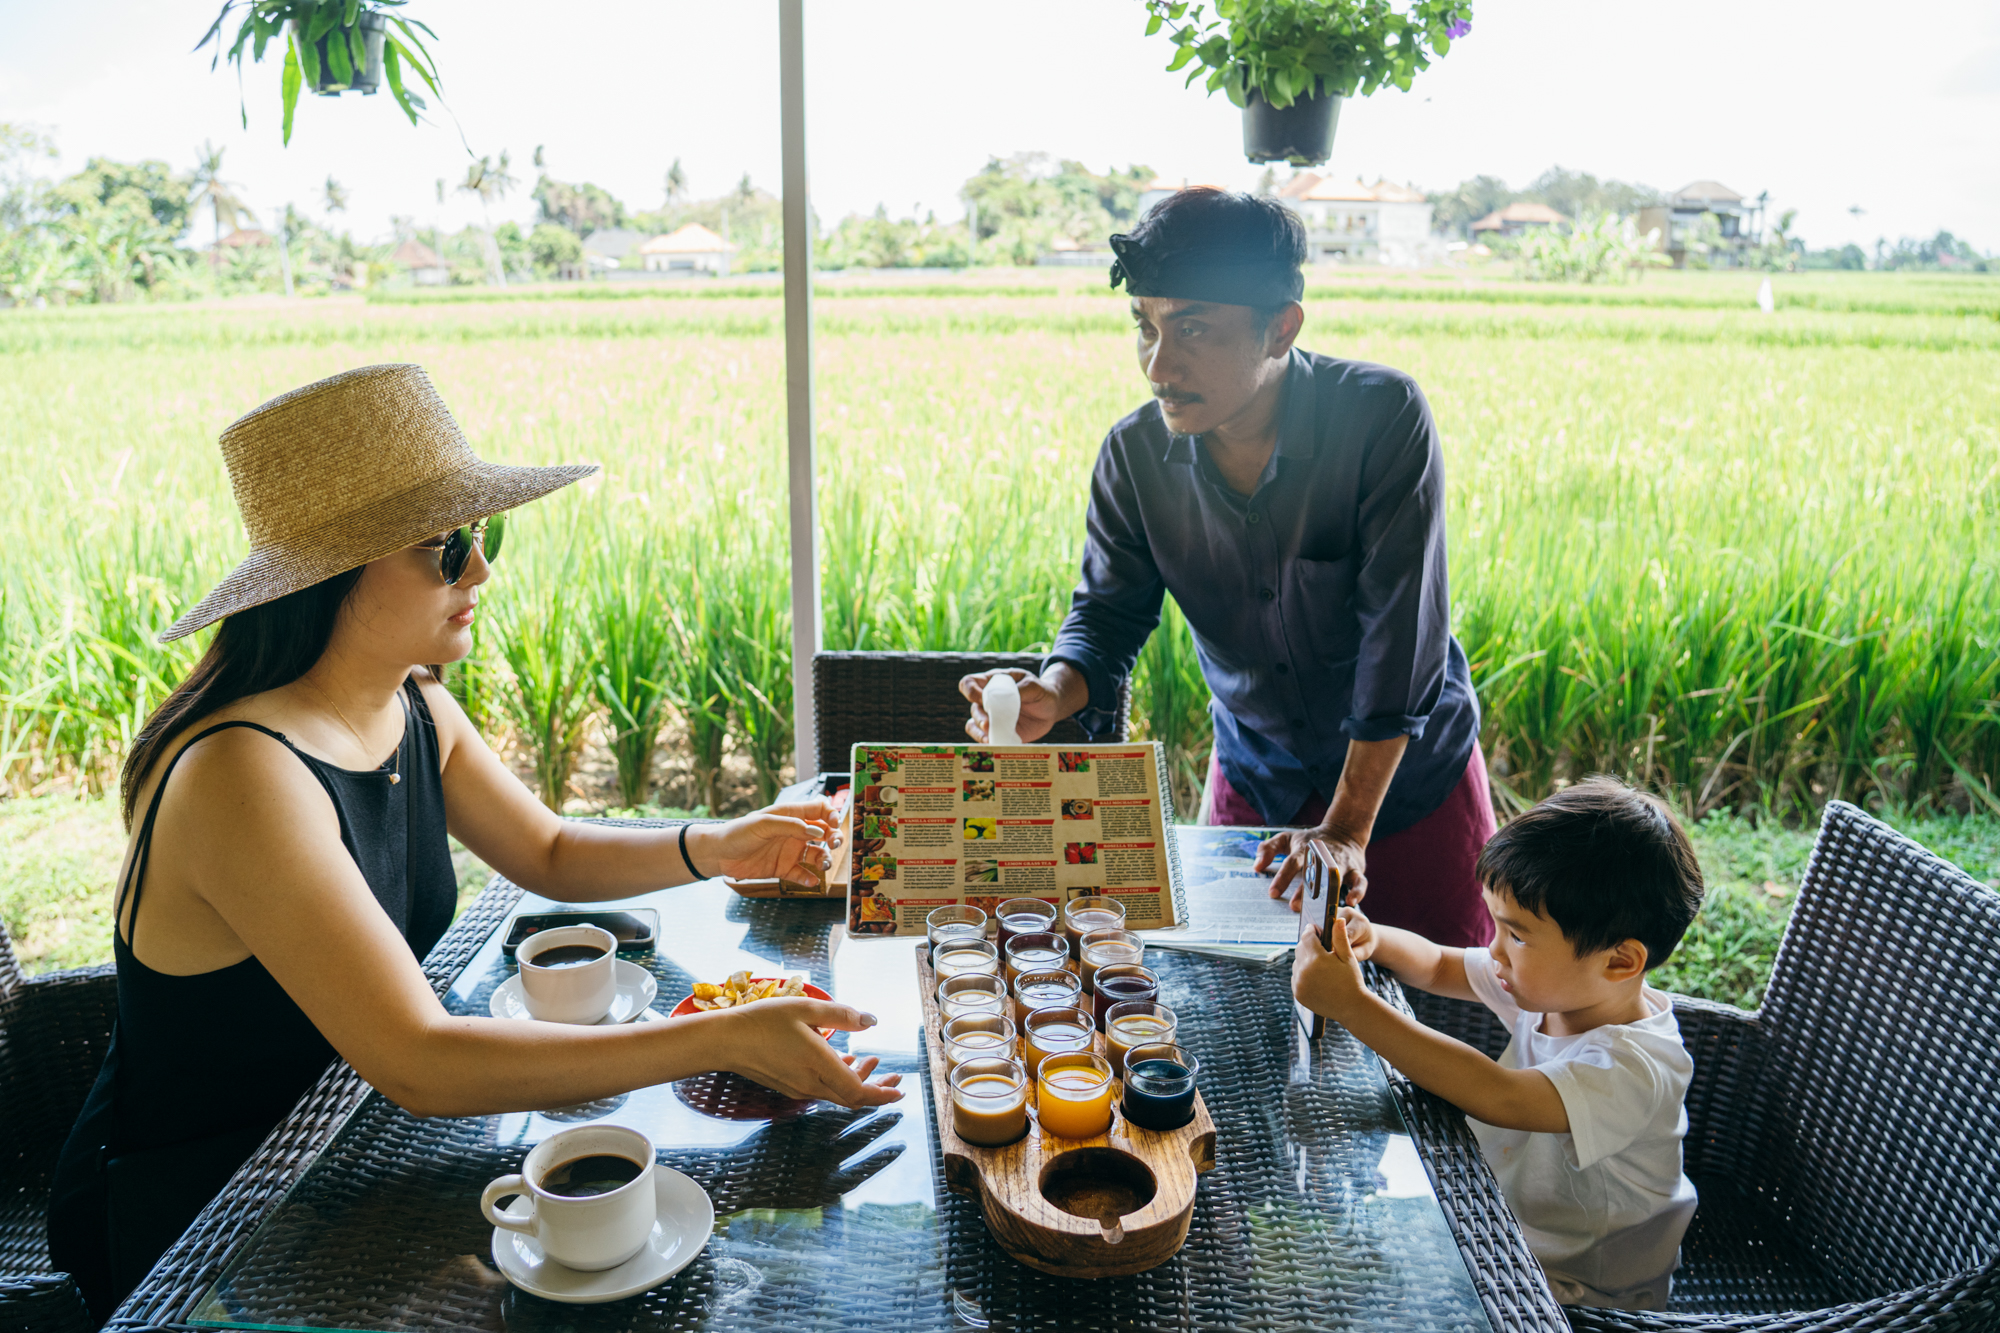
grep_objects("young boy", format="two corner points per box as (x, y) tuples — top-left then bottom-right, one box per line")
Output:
(1293, 776), (1705, 1310)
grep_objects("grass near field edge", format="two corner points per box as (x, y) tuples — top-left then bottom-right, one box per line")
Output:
(4, 790), (1994, 1012)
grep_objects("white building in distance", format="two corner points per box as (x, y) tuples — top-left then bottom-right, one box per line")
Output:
(1276, 175), (1435, 266)
(639, 223), (736, 276)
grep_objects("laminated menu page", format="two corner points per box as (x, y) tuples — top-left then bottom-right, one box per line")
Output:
(845, 743), (1186, 937)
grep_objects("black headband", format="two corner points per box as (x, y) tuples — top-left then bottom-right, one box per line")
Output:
(1108, 233), (1304, 308)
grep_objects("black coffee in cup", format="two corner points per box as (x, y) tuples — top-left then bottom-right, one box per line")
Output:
(530, 943), (609, 968)
(539, 1153), (644, 1197)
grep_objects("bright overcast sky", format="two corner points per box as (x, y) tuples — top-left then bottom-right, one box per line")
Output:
(3, 1), (1996, 254)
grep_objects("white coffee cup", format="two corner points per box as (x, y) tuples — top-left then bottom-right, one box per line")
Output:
(517, 924), (618, 1024)
(481, 1124), (657, 1271)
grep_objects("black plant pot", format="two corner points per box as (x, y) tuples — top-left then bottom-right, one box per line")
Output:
(1241, 85), (1342, 166)
(294, 11), (387, 96)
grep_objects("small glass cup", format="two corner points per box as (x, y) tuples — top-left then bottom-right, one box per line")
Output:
(942, 1012), (1017, 1071)
(1022, 1004), (1095, 1081)
(1003, 930), (1069, 982)
(1078, 926), (1143, 991)
(951, 1055), (1030, 1147)
(927, 904), (989, 961)
(1062, 895), (1126, 947)
(1121, 1041), (1200, 1131)
(1091, 962), (1160, 1025)
(1103, 1000), (1178, 1078)
(937, 972), (1008, 1023)
(1036, 1050), (1115, 1139)
(994, 897), (1058, 948)
(933, 937), (1000, 980)
(1011, 967), (1083, 1023)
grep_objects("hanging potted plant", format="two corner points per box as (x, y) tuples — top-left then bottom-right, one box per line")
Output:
(1143, 0), (1471, 167)
(197, 0), (444, 146)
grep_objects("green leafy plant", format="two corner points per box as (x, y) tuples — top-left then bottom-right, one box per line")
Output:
(1144, 0), (1470, 108)
(1506, 212), (1671, 284)
(196, 0), (442, 145)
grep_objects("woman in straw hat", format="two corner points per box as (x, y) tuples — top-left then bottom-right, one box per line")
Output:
(50, 365), (899, 1319)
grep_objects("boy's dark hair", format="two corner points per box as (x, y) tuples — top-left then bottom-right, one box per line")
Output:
(1121, 187), (1306, 328)
(1475, 776), (1704, 969)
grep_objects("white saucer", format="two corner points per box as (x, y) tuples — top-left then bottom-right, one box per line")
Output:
(490, 1167), (714, 1304)
(489, 960), (658, 1025)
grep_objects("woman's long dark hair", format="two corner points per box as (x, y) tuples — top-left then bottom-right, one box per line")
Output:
(120, 568), (367, 827)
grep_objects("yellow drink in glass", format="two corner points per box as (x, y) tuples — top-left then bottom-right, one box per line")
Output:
(1037, 1052), (1114, 1139)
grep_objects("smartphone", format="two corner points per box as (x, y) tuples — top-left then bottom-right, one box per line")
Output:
(1296, 844), (1342, 1041)
(502, 909), (659, 956)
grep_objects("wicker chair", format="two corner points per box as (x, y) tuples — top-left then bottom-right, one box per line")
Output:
(0, 923), (116, 1333)
(811, 651), (1130, 775)
(1407, 801), (1999, 1331)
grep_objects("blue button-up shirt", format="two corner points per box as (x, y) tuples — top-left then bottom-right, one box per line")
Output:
(1046, 348), (1479, 835)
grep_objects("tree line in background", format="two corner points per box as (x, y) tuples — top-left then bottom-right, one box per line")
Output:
(4, 122), (1990, 306)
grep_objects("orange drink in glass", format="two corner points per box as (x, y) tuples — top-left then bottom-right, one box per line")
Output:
(1036, 1051), (1115, 1139)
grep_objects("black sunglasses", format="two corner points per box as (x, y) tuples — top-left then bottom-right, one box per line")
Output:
(425, 514), (505, 585)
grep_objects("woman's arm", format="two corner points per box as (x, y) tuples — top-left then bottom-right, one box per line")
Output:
(170, 728), (898, 1117)
(417, 677), (834, 900)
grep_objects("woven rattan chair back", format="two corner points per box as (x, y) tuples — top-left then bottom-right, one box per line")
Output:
(0, 919), (119, 1333)
(812, 652), (1129, 776)
(1737, 800), (2000, 1297)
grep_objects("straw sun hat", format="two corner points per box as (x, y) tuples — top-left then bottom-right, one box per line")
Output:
(160, 363), (597, 643)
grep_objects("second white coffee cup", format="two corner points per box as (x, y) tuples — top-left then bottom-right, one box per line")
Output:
(517, 924), (618, 1024)
(481, 1124), (656, 1271)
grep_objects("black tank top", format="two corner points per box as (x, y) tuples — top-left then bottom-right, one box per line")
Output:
(50, 677), (457, 1317)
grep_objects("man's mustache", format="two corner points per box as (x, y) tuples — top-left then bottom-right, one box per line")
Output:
(1153, 387), (1203, 405)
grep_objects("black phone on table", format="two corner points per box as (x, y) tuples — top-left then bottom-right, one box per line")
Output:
(502, 909), (659, 956)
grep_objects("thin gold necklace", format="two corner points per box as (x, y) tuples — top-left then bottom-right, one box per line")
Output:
(303, 675), (401, 785)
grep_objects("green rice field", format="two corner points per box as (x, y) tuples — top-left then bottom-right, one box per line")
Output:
(2, 266), (1997, 986)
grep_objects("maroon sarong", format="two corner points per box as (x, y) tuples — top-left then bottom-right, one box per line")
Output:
(1202, 744), (1497, 948)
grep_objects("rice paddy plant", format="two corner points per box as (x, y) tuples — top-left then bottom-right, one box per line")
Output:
(589, 537), (677, 807)
(485, 529), (602, 810)
(1132, 596), (1209, 819)
(655, 570), (734, 816)
(712, 538), (795, 806)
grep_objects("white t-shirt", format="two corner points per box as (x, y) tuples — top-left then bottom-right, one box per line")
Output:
(1461, 947), (1698, 1311)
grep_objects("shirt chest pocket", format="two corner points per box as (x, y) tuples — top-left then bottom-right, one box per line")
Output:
(1283, 557), (1360, 666)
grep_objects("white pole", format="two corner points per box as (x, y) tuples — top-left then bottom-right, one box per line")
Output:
(779, 0), (821, 781)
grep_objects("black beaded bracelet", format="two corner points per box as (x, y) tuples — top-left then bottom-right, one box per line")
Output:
(678, 823), (704, 881)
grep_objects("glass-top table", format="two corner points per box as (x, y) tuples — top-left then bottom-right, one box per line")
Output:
(175, 830), (1525, 1332)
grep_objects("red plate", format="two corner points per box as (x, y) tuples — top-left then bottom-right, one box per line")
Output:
(669, 979), (837, 1038)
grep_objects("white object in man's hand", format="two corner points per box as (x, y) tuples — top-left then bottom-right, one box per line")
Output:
(983, 673), (1023, 745)
(960, 669), (1062, 744)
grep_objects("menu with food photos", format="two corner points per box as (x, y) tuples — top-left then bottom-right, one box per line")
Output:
(845, 743), (1187, 937)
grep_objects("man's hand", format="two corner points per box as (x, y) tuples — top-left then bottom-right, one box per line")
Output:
(961, 669), (1065, 743)
(1293, 889), (1370, 1025)
(1254, 826), (1368, 911)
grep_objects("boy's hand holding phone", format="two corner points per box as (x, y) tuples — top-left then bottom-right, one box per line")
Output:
(1293, 900), (1372, 1022)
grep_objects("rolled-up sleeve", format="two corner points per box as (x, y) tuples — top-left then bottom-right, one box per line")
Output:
(1046, 433), (1164, 739)
(1342, 382), (1451, 743)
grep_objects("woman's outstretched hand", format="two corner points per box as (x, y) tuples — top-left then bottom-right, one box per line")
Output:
(711, 998), (904, 1108)
(696, 796), (841, 891)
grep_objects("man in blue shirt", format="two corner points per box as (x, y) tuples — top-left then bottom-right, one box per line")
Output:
(961, 189), (1494, 946)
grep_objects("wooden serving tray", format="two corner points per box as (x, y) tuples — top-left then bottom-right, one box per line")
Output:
(916, 943), (1216, 1278)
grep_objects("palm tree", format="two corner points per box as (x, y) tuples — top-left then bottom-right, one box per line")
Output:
(323, 176), (349, 216)
(664, 157), (688, 207)
(458, 151), (517, 285)
(188, 141), (252, 272)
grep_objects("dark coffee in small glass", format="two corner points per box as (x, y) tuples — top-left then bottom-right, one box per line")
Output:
(539, 1153), (644, 1197)
(529, 944), (608, 968)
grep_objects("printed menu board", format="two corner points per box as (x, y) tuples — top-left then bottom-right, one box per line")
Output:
(845, 743), (1186, 937)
